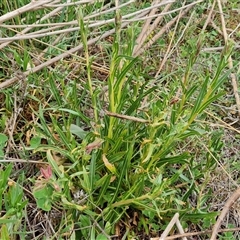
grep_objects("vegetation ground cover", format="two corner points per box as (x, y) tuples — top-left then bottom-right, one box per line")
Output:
(0, 0), (239, 239)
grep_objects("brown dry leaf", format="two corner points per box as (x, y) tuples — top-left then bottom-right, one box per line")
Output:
(86, 138), (104, 154)
(34, 176), (48, 191)
(102, 153), (117, 174)
(133, 211), (138, 226)
(52, 151), (66, 166)
(110, 175), (116, 182)
(25, 129), (31, 146)
(115, 223), (121, 237)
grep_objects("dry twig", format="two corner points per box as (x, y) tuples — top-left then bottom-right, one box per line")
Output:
(153, 213), (187, 240)
(105, 110), (150, 123)
(133, 0), (173, 55)
(0, 25), (122, 89)
(210, 188), (240, 239)
(150, 227), (240, 240)
(0, 0), (53, 24)
(134, 4), (196, 57)
(0, 0), (171, 89)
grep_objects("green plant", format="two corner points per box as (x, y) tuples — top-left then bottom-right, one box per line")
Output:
(0, 133), (8, 158)
(0, 0), (238, 239)
(219, 224), (235, 239)
(0, 164), (28, 238)
(28, 13), (232, 239)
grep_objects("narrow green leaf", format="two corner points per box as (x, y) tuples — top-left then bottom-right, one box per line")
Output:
(189, 76), (209, 121)
(96, 234), (108, 240)
(58, 108), (90, 123)
(49, 73), (62, 105)
(70, 124), (87, 139)
(96, 174), (111, 206)
(47, 150), (65, 178)
(0, 133), (8, 145)
(89, 152), (97, 192)
(50, 116), (71, 150)
(198, 92), (224, 114)
(0, 224), (10, 240)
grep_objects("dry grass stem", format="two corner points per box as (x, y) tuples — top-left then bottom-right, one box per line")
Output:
(44, 0), (96, 8)
(155, 1), (191, 77)
(0, 0), (53, 24)
(134, 4), (194, 57)
(201, 0), (216, 31)
(134, 1), (173, 55)
(128, 0), (203, 22)
(0, 25), (121, 89)
(0, 0), (72, 49)
(204, 110), (240, 134)
(0, 0), (172, 44)
(210, 188), (240, 240)
(0, 159), (49, 164)
(105, 110), (150, 123)
(0, 2), (151, 89)
(151, 227), (240, 240)
(216, 0), (240, 117)
(0, 1), (200, 44)
(158, 213), (180, 240)
(202, 45), (240, 52)
(197, 136), (239, 188)
(155, 213), (187, 240)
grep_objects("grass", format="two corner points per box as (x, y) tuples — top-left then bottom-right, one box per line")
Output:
(0, 0), (240, 239)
